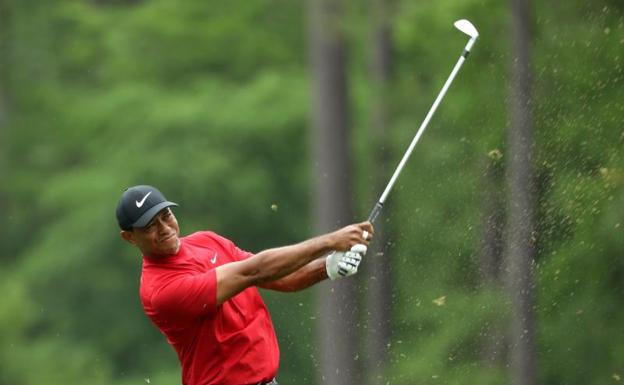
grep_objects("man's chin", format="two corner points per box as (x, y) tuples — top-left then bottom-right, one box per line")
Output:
(158, 237), (180, 256)
(165, 238), (180, 254)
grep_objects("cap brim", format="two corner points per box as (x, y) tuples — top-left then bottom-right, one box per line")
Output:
(132, 201), (179, 228)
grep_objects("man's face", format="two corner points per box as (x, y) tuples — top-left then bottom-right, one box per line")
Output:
(121, 208), (181, 258)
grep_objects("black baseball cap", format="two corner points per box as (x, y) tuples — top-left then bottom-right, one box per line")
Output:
(116, 185), (178, 230)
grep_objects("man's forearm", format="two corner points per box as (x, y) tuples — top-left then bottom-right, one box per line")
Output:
(249, 236), (333, 286)
(258, 258), (328, 292)
(215, 222), (371, 305)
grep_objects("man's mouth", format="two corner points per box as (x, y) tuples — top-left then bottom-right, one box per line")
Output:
(160, 233), (176, 243)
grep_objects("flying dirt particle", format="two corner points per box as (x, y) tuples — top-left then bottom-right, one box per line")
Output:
(433, 296), (446, 306)
(271, 204), (278, 212)
(487, 149), (503, 161)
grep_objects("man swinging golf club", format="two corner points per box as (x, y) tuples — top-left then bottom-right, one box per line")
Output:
(116, 185), (373, 385)
(115, 17), (477, 385)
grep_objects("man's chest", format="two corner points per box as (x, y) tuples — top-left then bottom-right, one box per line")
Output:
(179, 243), (233, 271)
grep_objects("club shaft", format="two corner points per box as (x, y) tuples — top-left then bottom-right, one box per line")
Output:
(368, 37), (476, 224)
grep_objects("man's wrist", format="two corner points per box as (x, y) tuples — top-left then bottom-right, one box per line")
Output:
(325, 251), (341, 280)
(319, 233), (337, 255)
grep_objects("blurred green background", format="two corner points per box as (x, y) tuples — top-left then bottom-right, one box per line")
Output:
(0, 0), (622, 384)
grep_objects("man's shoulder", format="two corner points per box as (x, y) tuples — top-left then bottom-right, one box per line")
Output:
(184, 230), (234, 248)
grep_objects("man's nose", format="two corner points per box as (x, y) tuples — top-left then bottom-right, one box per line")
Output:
(155, 218), (170, 233)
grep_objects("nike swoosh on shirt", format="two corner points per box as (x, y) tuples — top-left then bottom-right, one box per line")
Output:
(210, 251), (218, 264)
(135, 191), (152, 208)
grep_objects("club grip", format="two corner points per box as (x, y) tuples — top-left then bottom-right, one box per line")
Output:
(367, 202), (384, 224)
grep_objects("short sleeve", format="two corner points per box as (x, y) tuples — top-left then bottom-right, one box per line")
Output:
(208, 232), (254, 261)
(232, 245), (254, 261)
(151, 269), (218, 321)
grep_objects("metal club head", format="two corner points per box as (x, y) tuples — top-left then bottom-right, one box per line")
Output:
(454, 19), (479, 38)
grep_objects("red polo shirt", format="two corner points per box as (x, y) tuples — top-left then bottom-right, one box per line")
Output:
(140, 231), (279, 385)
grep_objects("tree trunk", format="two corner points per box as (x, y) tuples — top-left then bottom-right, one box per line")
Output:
(308, 1), (358, 384)
(364, 0), (393, 383)
(0, 0), (8, 218)
(479, 155), (506, 365)
(481, 156), (505, 287)
(506, 0), (537, 384)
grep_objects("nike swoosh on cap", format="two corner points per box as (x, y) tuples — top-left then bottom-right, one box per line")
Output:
(135, 191), (152, 208)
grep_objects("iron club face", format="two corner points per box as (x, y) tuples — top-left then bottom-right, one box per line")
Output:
(454, 19), (479, 38)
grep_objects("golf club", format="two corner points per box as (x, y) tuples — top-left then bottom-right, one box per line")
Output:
(367, 19), (479, 225)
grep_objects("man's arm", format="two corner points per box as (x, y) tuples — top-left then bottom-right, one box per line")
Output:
(257, 258), (327, 292)
(215, 222), (373, 305)
(257, 245), (365, 292)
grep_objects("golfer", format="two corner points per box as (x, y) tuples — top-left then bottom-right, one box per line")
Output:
(116, 185), (373, 385)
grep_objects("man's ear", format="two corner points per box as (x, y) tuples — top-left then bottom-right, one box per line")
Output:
(120, 230), (137, 246)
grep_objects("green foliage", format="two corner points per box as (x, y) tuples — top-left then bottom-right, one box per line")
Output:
(1, 0), (622, 384)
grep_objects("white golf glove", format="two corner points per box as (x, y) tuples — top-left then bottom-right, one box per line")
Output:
(325, 244), (367, 280)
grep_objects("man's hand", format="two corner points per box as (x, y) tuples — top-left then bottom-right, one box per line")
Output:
(325, 247), (365, 280)
(324, 222), (373, 280)
(327, 221), (374, 251)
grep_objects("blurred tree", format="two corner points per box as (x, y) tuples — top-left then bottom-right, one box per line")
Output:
(479, 154), (507, 366)
(363, 0), (394, 383)
(505, 1), (537, 385)
(308, 0), (359, 384)
(480, 155), (505, 288)
(0, 0), (7, 211)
